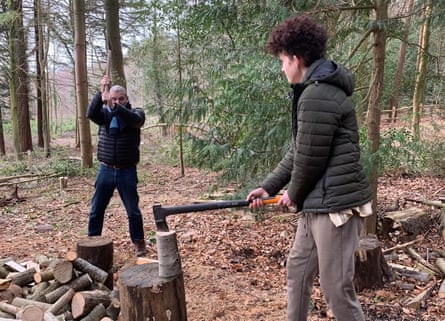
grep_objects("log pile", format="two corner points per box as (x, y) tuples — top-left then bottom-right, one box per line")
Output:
(0, 244), (120, 321)
(381, 200), (445, 310)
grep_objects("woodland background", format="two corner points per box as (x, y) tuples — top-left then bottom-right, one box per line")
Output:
(0, 1), (445, 320)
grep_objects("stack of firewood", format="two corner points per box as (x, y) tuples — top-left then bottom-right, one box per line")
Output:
(0, 253), (120, 321)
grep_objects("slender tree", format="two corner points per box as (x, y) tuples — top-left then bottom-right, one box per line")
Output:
(412, 0), (432, 140)
(364, 0), (388, 234)
(389, 0), (414, 124)
(73, 0), (92, 168)
(105, 0), (126, 87)
(34, 0), (50, 156)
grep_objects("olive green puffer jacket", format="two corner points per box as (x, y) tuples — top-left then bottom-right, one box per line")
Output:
(261, 59), (373, 213)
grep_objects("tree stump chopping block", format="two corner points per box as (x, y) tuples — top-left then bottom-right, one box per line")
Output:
(118, 263), (187, 321)
(76, 236), (114, 289)
(354, 234), (392, 292)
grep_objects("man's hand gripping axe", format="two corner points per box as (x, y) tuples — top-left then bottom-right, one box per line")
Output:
(153, 195), (280, 232)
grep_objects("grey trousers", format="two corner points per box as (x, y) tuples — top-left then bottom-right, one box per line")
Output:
(286, 213), (365, 321)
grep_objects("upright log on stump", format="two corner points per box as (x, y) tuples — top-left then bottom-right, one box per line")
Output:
(76, 236), (114, 289)
(119, 231), (187, 321)
(354, 234), (392, 291)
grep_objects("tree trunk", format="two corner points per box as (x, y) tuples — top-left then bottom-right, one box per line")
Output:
(389, 0), (414, 124)
(73, 0), (93, 168)
(412, 0), (432, 140)
(364, 0), (388, 235)
(14, 0), (33, 155)
(105, 0), (126, 87)
(8, 0), (23, 159)
(35, 0), (50, 157)
(34, 0), (44, 148)
(0, 108), (5, 156)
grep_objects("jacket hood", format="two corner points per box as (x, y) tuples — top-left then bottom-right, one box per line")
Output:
(302, 58), (355, 96)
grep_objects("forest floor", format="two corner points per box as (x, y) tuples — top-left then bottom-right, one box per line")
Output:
(0, 126), (444, 321)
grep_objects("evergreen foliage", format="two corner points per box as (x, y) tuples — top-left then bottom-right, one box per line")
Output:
(126, 0), (445, 187)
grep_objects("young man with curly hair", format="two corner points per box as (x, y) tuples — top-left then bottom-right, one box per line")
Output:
(247, 15), (372, 321)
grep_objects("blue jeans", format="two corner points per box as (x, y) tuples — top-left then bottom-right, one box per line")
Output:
(88, 163), (144, 243)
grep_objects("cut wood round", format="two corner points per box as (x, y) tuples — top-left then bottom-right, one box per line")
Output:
(71, 290), (111, 319)
(75, 236), (113, 289)
(53, 260), (73, 284)
(156, 231), (182, 278)
(354, 235), (392, 291)
(119, 262), (187, 321)
(20, 305), (44, 321)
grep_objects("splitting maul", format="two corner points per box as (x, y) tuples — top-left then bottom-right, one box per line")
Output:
(153, 195), (280, 232)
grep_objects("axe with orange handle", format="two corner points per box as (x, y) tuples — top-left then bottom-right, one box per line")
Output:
(153, 195), (281, 232)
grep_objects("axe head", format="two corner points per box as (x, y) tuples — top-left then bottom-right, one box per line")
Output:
(153, 204), (170, 232)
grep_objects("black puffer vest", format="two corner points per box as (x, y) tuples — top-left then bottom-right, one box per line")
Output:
(87, 92), (145, 166)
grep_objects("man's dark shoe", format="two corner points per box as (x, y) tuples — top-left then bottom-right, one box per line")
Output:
(134, 239), (147, 257)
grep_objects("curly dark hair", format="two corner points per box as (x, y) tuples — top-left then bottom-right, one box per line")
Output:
(266, 15), (328, 67)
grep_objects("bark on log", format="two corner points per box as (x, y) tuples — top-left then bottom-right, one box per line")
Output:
(31, 281), (50, 300)
(436, 257), (445, 275)
(53, 260), (73, 284)
(109, 288), (120, 308)
(354, 235), (392, 291)
(405, 247), (443, 276)
(71, 290), (111, 319)
(44, 273), (92, 304)
(34, 270), (55, 283)
(119, 262), (187, 321)
(0, 283), (24, 303)
(382, 207), (430, 239)
(43, 311), (61, 321)
(382, 239), (420, 254)
(79, 303), (106, 321)
(0, 301), (20, 315)
(33, 280), (61, 302)
(156, 231), (182, 278)
(11, 297), (51, 310)
(0, 265), (9, 278)
(47, 288), (75, 315)
(44, 285), (71, 304)
(71, 258), (108, 285)
(10, 268), (36, 286)
(388, 263), (431, 282)
(75, 236), (114, 289)
(405, 284), (434, 309)
(105, 302), (120, 321)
